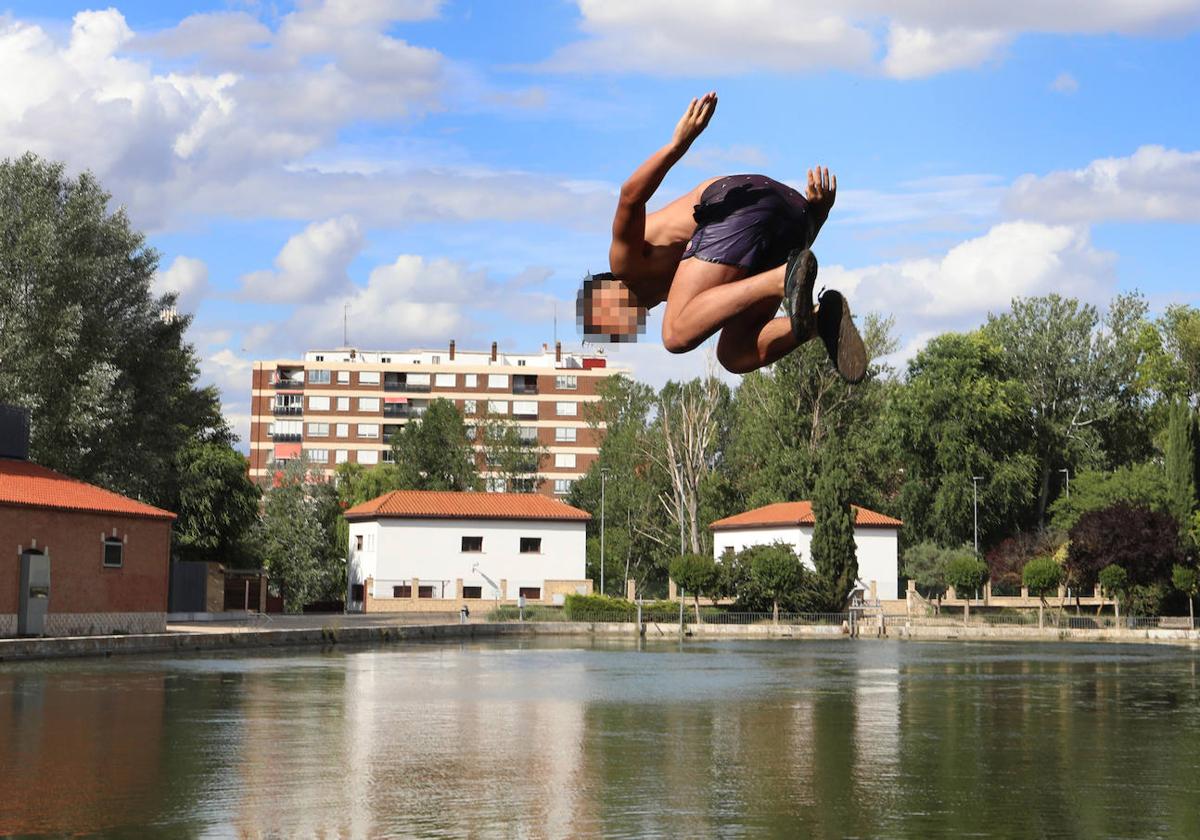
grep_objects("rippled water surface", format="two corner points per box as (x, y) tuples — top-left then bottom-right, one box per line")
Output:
(2, 638), (1200, 838)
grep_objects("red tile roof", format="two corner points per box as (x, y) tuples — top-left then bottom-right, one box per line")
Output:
(709, 501), (902, 531)
(0, 458), (176, 520)
(344, 490), (592, 522)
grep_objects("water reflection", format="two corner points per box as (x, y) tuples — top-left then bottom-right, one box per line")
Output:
(0, 640), (1198, 837)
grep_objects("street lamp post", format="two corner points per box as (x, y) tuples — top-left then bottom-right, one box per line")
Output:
(1060, 467), (1070, 499)
(600, 468), (608, 597)
(971, 476), (984, 555)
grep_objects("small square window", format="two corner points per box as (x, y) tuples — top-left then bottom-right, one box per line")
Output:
(518, 587), (541, 600)
(393, 585), (411, 598)
(463, 586), (482, 599)
(461, 536), (483, 553)
(520, 537), (542, 554)
(355, 535), (363, 551)
(103, 538), (123, 568)
(418, 586), (434, 599)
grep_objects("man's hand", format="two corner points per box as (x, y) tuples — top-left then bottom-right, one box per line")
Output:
(806, 165), (837, 215)
(670, 92), (717, 154)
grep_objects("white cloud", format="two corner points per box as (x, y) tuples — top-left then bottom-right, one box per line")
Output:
(1050, 71), (1079, 93)
(240, 216), (364, 302)
(682, 144), (770, 171)
(152, 256), (209, 311)
(1007, 145), (1200, 223)
(819, 221), (1116, 347)
(198, 348), (254, 445)
(538, 0), (1200, 79)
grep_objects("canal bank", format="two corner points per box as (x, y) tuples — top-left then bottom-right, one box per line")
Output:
(2, 617), (1199, 661)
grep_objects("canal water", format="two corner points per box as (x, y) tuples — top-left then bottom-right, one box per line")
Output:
(2, 638), (1199, 838)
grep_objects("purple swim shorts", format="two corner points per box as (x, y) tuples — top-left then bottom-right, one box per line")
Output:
(681, 174), (815, 274)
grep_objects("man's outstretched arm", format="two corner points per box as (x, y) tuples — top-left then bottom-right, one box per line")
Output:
(805, 165), (837, 245)
(610, 93), (717, 273)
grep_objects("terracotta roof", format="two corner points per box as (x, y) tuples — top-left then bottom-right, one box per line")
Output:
(344, 490), (592, 522)
(710, 501), (902, 531)
(0, 458), (176, 521)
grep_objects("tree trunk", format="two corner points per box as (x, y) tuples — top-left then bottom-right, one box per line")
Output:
(1038, 598), (1045, 629)
(694, 594), (702, 625)
(963, 597), (970, 626)
(1191, 596), (1195, 630)
(1035, 463), (1052, 526)
(773, 598), (779, 625)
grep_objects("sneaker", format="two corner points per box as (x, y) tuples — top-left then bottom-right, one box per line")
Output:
(816, 289), (867, 384)
(782, 248), (818, 341)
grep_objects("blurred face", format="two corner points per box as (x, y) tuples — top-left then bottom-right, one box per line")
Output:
(578, 274), (646, 342)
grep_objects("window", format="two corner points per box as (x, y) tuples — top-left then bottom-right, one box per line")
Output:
(487, 374), (508, 389)
(487, 400), (508, 415)
(486, 477), (507, 493)
(314, 355), (324, 362)
(358, 397), (380, 412)
(337, 370), (350, 384)
(465, 424), (477, 440)
(435, 373), (456, 387)
(418, 586), (434, 599)
(555, 453), (576, 469)
(336, 423), (349, 438)
(382, 450), (396, 463)
(408, 373), (431, 388)
(518, 426), (538, 443)
(358, 423), (379, 438)
(465, 374), (478, 388)
(554, 479), (572, 495)
(461, 536), (483, 553)
(305, 448), (329, 463)
(555, 427), (577, 442)
(102, 537), (123, 568)
(307, 422), (329, 437)
(354, 535), (364, 551)
(463, 586), (482, 599)
(336, 449), (349, 463)
(358, 449), (379, 465)
(512, 400), (538, 417)
(308, 369), (331, 384)
(337, 397), (350, 411)
(555, 402), (578, 417)
(358, 371), (380, 385)
(393, 584), (411, 598)
(463, 399), (477, 415)
(517, 359), (526, 366)
(518, 587), (541, 600)
(308, 395), (330, 411)
(555, 375), (577, 390)
(381, 356), (391, 363)
(520, 537), (542, 554)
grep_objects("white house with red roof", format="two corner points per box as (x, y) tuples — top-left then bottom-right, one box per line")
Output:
(343, 490), (592, 612)
(0, 407), (176, 636)
(709, 501), (903, 601)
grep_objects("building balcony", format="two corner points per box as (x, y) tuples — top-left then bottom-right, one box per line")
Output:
(273, 405), (303, 416)
(511, 384), (538, 395)
(273, 379), (304, 389)
(383, 406), (411, 419)
(269, 431), (302, 442)
(383, 381), (431, 393)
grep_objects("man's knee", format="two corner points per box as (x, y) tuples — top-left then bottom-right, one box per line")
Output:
(716, 340), (757, 374)
(661, 324), (693, 355)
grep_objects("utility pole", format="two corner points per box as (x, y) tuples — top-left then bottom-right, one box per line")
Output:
(600, 468), (608, 596)
(971, 476), (984, 555)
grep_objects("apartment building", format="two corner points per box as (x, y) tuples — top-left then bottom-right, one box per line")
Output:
(249, 341), (622, 497)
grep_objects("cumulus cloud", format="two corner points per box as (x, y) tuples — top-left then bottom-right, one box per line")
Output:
(682, 144), (770, 171)
(538, 0), (1200, 79)
(819, 221), (1117, 346)
(198, 348), (254, 445)
(152, 256), (209, 311)
(240, 216), (364, 303)
(1050, 72), (1079, 93)
(1008, 145), (1200, 223)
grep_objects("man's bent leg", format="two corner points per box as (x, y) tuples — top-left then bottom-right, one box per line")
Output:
(716, 299), (809, 374)
(661, 259), (786, 354)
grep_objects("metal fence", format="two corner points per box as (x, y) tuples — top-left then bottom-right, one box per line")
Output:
(881, 612), (1190, 631)
(484, 606), (851, 626)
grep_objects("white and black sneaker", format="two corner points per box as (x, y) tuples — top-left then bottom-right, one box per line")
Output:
(782, 248), (818, 341)
(816, 289), (867, 384)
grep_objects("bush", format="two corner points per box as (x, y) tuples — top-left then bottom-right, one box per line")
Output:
(563, 593), (637, 620)
(1023, 556), (1062, 598)
(944, 553), (987, 598)
(1098, 564), (1128, 599)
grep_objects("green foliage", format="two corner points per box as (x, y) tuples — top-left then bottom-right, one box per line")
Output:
(256, 458), (344, 612)
(1172, 564), (1199, 597)
(1068, 502), (1181, 590)
(1049, 463), (1171, 533)
(810, 442), (858, 610)
(1098, 564), (1128, 599)
(479, 415), (547, 493)
(669, 553), (718, 596)
(902, 541), (977, 597)
(0, 152), (231, 507)
(563, 593), (637, 620)
(1022, 557), (1062, 598)
(174, 442), (261, 565)
(390, 398), (480, 491)
(1165, 400), (1198, 529)
(944, 553), (987, 597)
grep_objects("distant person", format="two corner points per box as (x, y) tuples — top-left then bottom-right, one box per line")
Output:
(578, 92), (865, 382)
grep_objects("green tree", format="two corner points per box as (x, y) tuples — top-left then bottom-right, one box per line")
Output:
(1165, 400), (1198, 530)
(1171, 564), (1199, 628)
(174, 442), (261, 565)
(479, 416), (547, 493)
(669, 553), (718, 622)
(810, 441), (858, 611)
(944, 552), (987, 622)
(257, 458), (344, 612)
(1023, 556), (1063, 618)
(390, 398), (480, 491)
(1048, 462), (1171, 533)
(1098, 564), (1128, 618)
(748, 542), (806, 623)
(0, 152), (231, 505)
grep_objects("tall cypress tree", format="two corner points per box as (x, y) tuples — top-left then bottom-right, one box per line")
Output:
(1166, 399), (1197, 529)
(810, 439), (859, 610)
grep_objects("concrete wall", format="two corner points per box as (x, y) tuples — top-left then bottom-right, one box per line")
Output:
(348, 517), (587, 602)
(712, 524), (899, 600)
(0, 506), (171, 636)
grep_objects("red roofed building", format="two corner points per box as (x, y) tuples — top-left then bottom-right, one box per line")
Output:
(344, 490), (591, 613)
(1, 407), (175, 636)
(710, 501), (903, 601)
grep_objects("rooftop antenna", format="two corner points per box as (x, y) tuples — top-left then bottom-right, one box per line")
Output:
(553, 303), (558, 346)
(343, 302), (349, 347)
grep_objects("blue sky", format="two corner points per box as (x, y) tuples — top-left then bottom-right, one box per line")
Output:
(2, 1), (1198, 446)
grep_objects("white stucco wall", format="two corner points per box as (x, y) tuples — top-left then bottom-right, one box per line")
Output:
(348, 517), (586, 598)
(712, 525), (898, 600)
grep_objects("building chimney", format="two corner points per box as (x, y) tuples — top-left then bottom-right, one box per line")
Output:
(0, 404), (31, 460)
(555, 341), (562, 363)
(490, 341), (497, 362)
(449, 339), (456, 360)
